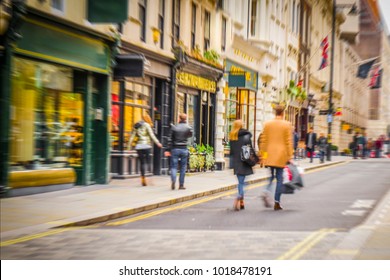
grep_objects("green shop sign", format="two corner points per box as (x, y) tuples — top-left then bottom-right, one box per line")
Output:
(225, 60), (258, 90)
(14, 18), (110, 73)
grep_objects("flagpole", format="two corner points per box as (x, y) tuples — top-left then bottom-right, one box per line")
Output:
(349, 56), (380, 66)
(327, 0), (336, 161)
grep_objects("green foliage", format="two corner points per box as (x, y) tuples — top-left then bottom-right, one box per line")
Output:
(203, 49), (220, 63)
(188, 144), (215, 171)
(343, 148), (351, 155)
(331, 145), (338, 151)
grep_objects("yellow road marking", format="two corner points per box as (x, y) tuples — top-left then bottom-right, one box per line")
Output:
(0, 227), (88, 247)
(277, 228), (338, 260)
(304, 161), (349, 174)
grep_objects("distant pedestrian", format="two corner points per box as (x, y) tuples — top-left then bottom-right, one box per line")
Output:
(305, 127), (317, 163)
(375, 136), (384, 158)
(317, 132), (328, 163)
(164, 113), (193, 190)
(128, 113), (163, 186)
(352, 132), (360, 159)
(229, 119), (254, 211)
(361, 132), (368, 159)
(260, 105), (293, 210)
(293, 129), (299, 160)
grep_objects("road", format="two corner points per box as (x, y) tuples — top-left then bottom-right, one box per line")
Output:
(1, 161), (389, 260)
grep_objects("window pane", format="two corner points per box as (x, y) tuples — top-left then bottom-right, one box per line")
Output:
(124, 106), (144, 148)
(177, 92), (185, 120)
(10, 58), (83, 169)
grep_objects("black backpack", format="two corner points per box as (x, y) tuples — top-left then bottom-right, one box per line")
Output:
(240, 134), (259, 167)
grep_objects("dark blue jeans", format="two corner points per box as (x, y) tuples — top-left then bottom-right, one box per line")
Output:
(236, 175), (246, 199)
(273, 167), (284, 203)
(170, 148), (189, 186)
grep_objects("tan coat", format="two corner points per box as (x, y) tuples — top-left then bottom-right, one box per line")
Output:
(259, 119), (293, 168)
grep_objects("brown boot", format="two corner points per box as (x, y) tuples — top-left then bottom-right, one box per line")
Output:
(240, 198), (245, 210)
(141, 176), (147, 186)
(233, 199), (240, 211)
(274, 202), (283, 211)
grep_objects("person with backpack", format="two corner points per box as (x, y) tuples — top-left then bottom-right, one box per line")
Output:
(259, 105), (293, 210)
(128, 113), (162, 186)
(229, 119), (254, 211)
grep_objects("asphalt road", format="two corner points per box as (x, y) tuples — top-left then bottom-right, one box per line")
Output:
(105, 161), (390, 232)
(1, 161), (389, 260)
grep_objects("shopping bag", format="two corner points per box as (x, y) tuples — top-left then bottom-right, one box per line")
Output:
(282, 163), (304, 194)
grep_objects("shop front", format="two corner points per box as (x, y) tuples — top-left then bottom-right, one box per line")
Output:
(175, 71), (218, 147)
(224, 60), (258, 154)
(1, 10), (113, 196)
(110, 44), (173, 178)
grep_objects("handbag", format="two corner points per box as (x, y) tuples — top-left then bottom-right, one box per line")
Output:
(240, 144), (259, 167)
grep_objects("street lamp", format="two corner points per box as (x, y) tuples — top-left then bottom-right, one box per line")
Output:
(327, 0), (358, 161)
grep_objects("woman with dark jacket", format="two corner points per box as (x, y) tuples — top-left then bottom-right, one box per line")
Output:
(229, 120), (254, 211)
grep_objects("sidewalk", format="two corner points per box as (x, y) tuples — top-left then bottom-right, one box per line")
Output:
(1, 156), (389, 259)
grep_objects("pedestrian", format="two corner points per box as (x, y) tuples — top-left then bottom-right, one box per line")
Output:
(317, 132), (328, 163)
(352, 132), (360, 159)
(128, 113), (163, 186)
(293, 129), (299, 160)
(260, 105), (293, 210)
(229, 119), (254, 211)
(305, 127), (317, 163)
(375, 136), (383, 158)
(164, 113), (193, 190)
(361, 132), (368, 159)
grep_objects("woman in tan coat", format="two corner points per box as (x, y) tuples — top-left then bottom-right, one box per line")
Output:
(260, 105), (293, 210)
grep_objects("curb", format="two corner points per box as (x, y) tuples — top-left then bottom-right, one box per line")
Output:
(57, 160), (348, 228)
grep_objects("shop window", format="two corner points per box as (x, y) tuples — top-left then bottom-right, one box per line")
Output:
(10, 58), (83, 170)
(110, 79), (152, 151)
(224, 88), (256, 146)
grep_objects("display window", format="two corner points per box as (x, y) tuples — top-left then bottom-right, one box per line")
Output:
(110, 78), (151, 151)
(176, 90), (198, 146)
(224, 88), (256, 146)
(9, 58), (84, 170)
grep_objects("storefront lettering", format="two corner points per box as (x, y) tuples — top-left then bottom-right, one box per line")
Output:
(230, 65), (251, 81)
(234, 48), (256, 63)
(176, 72), (216, 92)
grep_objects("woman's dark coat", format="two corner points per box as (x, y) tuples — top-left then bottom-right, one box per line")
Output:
(230, 129), (254, 176)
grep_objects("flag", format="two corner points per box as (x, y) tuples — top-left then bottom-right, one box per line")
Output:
(368, 66), (380, 87)
(319, 36), (329, 70)
(369, 68), (383, 89)
(334, 107), (342, 116)
(357, 59), (376, 79)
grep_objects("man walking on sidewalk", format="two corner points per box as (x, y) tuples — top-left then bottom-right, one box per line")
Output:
(260, 105), (293, 210)
(164, 113), (193, 190)
(305, 127), (317, 163)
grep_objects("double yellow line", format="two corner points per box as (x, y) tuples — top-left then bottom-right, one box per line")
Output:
(277, 228), (338, 260)
(0, 227), (87, 247)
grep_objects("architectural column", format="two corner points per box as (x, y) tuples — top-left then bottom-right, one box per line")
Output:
(214, 79), (226, 170)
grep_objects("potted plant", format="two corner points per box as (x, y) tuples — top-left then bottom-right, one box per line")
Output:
(331, 145), (339, 156)
(188, 146), (199, 172)
(205, 144), (215, 171)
